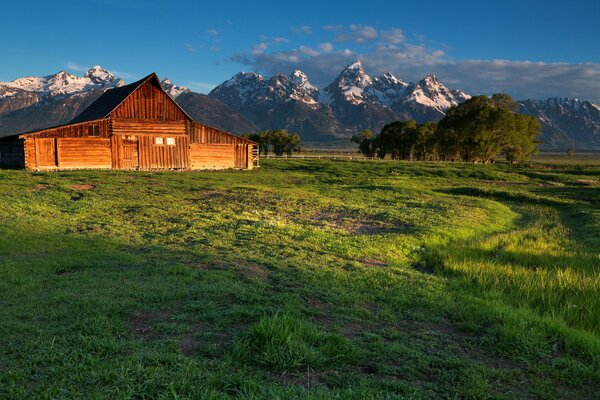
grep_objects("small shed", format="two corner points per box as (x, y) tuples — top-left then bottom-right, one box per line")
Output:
(0, 73), (257, 171)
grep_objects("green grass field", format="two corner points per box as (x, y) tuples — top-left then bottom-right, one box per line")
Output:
(1, 160), (599, 399)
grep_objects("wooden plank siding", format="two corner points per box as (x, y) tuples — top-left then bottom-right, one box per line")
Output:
(56, 138), (111, 169)
(110, 80), (186, 121)
(188, 121), (253, 170)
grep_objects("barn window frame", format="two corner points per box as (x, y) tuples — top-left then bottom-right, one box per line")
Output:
(166, 137), (176, 146)
(155, 137), (164, 145)
(88, 124), (100, 137)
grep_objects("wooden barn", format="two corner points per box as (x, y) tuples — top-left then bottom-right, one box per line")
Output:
(0, 73), (257, 171)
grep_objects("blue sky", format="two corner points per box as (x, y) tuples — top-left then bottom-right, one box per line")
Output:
(1, 0), (599, 101)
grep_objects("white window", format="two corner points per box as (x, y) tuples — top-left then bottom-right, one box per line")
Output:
(155, 137), (164, 145)
(166, 137), (176, 146)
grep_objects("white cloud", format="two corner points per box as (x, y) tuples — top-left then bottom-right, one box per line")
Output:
(292, 25), (312, 34)
(206, 29), (219, 37)
(335, 25), (379, 43)
(273, 37), (290, 43)
(66, 62), (88, 72)
(229, 25), (600, 103)
(318, 42), (334, 53)
(252, 43), (268, 55)
(381, 28), (405, 44)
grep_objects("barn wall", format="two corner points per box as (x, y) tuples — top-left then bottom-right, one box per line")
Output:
(56, 138), (111, 169)
(111, 119), (186, 136)
(190, 144), (235, 169)
(111, 134), (189, 170)
(22, 119), (110, 139)
(189, 122), (253, 169)
(0, 137), (25, 168)
(111, 80), (186, 121)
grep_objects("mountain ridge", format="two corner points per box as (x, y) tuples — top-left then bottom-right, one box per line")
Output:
(1, 64), (599, 150)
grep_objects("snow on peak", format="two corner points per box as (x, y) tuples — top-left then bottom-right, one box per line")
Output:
(0, 66), (124, 98)
(325, 59), (373, 105)
(402, 75), (470, 112)
(84, 65), (116, 83)
(346, 60), (363, 70)
(160, 77), (190, 98)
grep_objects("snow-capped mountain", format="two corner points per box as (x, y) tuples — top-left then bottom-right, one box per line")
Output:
(160, 78), (190, 98)
(322, 60), (374, 105)
(210, 70), (320, 109)
(2, 64), (600, 149)
(0, 66), (124, 98)
(518, 98), (600, 149)
(365, 72), (409, 106)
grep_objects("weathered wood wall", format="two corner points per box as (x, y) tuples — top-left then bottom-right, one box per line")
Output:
(57, 138), (111, 169)
(111, 134), (189, 170)
(188, 122), (253, 170)
(111, 80), (186, 121)
(190, 144), (235, 169)
(0, 137), (25, 167)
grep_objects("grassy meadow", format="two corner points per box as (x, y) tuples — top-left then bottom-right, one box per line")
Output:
(1, 159), (599, 399)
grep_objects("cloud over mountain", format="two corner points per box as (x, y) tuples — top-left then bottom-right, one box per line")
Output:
(230, 25), (600, 104)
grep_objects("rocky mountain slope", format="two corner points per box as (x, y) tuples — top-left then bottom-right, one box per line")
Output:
(518, 98), (600, 150)
(1, 64), (599, 149)
(209, 60), (472, 139)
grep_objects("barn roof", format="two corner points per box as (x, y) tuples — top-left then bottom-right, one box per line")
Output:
(70, 73), (193, 123)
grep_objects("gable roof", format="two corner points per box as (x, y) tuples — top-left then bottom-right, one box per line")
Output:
(70, 73), (193, 123)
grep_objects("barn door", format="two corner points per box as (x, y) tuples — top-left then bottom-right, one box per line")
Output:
(35, 138), (57, 169)
(121, 136), (139, 169)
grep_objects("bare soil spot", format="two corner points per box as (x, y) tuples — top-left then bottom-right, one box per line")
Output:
(571, 179), (600, 187)
(30, 184), (51, 192)
(181, 320), (244, 356)
(238, 263), (268, 279)
(342, 322), (370, 338)
(181, 334), (199, 356)
(128, 308), (176, 341)
(69, 184), (95, 191)
(311, 211), (408, 235)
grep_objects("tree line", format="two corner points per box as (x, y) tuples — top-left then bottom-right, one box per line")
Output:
(353, 94), (541, 163)
(242, 129), (301, 156)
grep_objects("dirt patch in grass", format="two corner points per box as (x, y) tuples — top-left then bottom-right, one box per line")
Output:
(69, 184), (95, 191)
(238, 263), (268, 279)
(305, 296), (335, 327)
(571, 179), (600, 187)
(310, 210), (409, 235)
(128, 308), (176, 341)
(181, 320), (246, 356)
(181, 333), (199, 356)
(30, 184), (51, 192)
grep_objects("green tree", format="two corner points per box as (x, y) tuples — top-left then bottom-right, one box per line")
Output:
(502, 114), (541, 163)
(242, 131), (271, 155)
(437, 94), (540, 163)
(379, 120), (418, 160)
(567, 147), (575, 160)
(351, 129), (377, 157)
(268, 129), (301, 156)
(414, 122), (438, 160)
